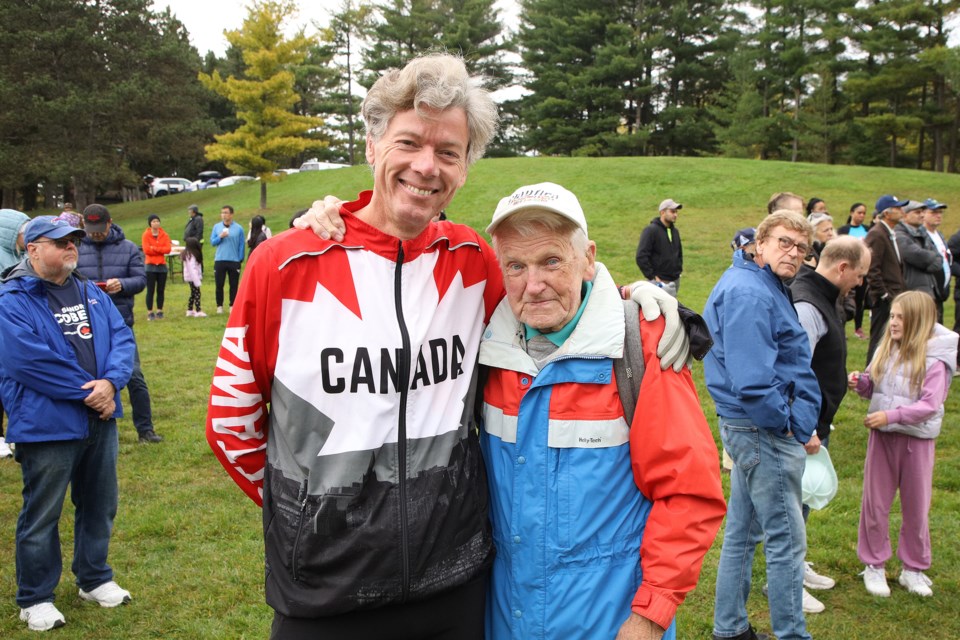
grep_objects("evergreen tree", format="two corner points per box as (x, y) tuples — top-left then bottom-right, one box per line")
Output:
(199, 0), (326, 209)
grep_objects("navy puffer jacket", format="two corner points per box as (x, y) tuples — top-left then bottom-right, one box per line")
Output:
(77, 224), (146, 327)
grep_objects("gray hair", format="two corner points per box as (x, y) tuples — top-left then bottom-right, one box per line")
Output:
(490, 209), (589, 255)
(363, 53), (499, 165)
(807, 212), (833, 228)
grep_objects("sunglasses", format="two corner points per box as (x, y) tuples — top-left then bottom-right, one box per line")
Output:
(34, 237), (81, 249)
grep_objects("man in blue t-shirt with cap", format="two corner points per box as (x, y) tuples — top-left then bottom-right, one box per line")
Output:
(0, 216), (136, 631)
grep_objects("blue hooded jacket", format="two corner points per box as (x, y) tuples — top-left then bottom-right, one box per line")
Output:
(0, 260), (135, 443)
(702, 251), (821, 442)
(0, 208), (29, 272)
(77, 224), (146, 327)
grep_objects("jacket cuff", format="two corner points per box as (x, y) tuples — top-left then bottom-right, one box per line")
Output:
(631, 585), (678, 631)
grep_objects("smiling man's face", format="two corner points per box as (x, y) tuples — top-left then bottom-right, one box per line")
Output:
(363, 107), (469, 240)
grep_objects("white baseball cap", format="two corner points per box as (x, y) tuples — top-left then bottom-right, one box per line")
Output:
(486, 182), (587, 235)
(802, 447), (839, 510)
(659, 198), (683, 212)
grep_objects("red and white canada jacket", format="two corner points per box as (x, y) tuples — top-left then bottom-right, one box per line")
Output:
(206, 191), (504, 617)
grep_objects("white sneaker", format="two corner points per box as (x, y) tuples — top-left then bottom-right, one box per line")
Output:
(803, 561), (836, 590)
(186, 310), (196, 317)
(899, 569), (933, 596)
(0, 436), (12, 458)
(861, 565), (890, 597)
(802, 588), (825, 613)
(19, 602), (66, 631)
(216, 306), (223, 314)
(79, 580), (131, 607)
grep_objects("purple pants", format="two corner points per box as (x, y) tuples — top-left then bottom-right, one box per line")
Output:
(858, 430), (935, 571)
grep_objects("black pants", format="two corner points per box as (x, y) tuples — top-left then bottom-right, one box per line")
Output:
(853, 282), (868, 330)
(214, 261), (241, 307)
(867, 296), (891, 365)
(145, 270), (167, 310)
(270, 573), (487, 640)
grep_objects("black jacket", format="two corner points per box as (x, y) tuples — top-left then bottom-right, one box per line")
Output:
(184, 212), (204, 243)
(790, 269), (847, 440)
(635, 217), (682, 281)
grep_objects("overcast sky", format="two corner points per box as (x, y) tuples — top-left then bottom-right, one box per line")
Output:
(154, 0), (519, 57)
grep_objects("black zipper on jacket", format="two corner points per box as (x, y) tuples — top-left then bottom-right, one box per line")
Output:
(394, 241), (412, 600)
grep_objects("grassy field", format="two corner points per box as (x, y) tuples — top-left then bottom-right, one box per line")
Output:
(2, 157), (960, 638)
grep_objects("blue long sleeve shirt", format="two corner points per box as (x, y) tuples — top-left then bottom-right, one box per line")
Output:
(210, 221), (245, 263)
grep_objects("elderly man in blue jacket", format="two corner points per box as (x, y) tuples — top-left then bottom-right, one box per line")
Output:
(704, 209), (822, 640)
(77, 204), (163, 444)
(0, 217), (136, 632)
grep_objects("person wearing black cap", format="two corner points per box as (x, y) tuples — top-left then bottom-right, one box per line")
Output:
(636, 198), (684, 297)
(77, 205), (163, 444)
(864, 195), (909, 363)
(0, 216), (136, 631)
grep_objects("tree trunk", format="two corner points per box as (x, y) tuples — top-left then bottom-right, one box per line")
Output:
(260, 181), (267, 210)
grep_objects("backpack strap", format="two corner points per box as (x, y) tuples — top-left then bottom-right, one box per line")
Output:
(614, 299), (645, 426)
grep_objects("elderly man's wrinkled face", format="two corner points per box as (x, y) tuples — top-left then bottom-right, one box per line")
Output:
(496, 225), (596, 334)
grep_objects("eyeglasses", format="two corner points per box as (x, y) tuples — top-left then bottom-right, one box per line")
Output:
(774, 236), (810, 256)
(33, 237), (80, 249)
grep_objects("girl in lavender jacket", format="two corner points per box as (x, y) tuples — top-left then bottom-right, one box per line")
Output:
(848, 291), (958, 599)
(181, 237), (205, 317)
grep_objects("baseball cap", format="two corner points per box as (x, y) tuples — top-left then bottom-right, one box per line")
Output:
(802, 447), (838, 510)
(82, 204), (112, 233)
(923, 198), (947, 211)
(486, 182), (587, 235)
(731, 227), (756, 250)
(24, 215), (86, 244)
(875, 195), (909, 214)
(659, 198), (683, 212)
(902, 200), (925, 213)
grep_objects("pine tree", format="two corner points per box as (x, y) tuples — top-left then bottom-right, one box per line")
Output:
(199, 0), (326, 208)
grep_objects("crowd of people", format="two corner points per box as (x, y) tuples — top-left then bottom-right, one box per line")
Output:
(0, 52), (956, 639)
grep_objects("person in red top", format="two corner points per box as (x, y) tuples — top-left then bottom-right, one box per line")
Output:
(141, 214), (171, 320)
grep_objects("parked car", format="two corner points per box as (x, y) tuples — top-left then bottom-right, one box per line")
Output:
(193, 170), (223, 190)
(299, 160), (349, 172)
(150, 177), (192, 197)
(217, 175), (257, 188)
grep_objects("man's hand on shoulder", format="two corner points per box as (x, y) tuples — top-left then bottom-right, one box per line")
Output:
(615, 613), (665, 640)
(295, 195), (346, 241)
(625, 281), (689, 372)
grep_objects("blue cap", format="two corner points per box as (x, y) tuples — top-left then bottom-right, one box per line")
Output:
(731, 227), (756, 250)
(24, 215), (86, 244)
(875, 195), (909, 214)
(923, 198), (947, 211)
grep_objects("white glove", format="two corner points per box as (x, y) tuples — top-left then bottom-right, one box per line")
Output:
(629, 281), (689, 372)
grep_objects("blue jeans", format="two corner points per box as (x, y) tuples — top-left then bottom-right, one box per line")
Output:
(14, 417), (119, 607)
(127, 342), (155, 435)
(713, 419), (810, 640)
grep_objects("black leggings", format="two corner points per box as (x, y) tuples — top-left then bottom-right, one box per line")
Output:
(270, 572), (487, 640)
(214, 261), (241, 307)
(145, 270), (167, 310)
(853, 282), (867, 330)
(188, 284), (202, 312)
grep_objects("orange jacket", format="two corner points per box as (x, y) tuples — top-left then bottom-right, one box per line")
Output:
(142, 227), (172, 266)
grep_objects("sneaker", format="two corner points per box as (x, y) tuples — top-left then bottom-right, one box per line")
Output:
(713, 625), (772, 640)
(861, 564), (891, 597)
(186, 310), (196, 317)
(0, 436), (12, 458)
(79, 580), (131, 607)
(194, 311), (207, 318)
(147, 311), (156, 321)
(804, 561), (836, 590)
(854, 327), (865, 339)
(217, 306), (224, 314)
(802, 588), (825, 613)
(899, 569), (933, 596)
(19, 601), (66, 631)
(138, 430), (163, 444)
(156, 311), (164, 319)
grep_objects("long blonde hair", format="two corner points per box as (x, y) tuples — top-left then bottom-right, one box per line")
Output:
(870, 291), (937, 394)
